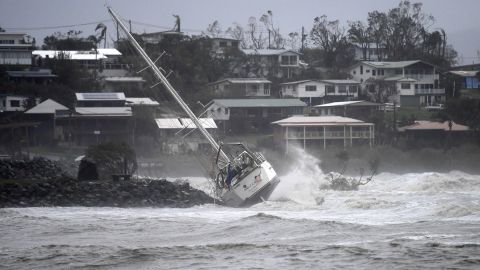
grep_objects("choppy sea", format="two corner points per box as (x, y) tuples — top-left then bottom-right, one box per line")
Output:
(1, 151), (480, 269)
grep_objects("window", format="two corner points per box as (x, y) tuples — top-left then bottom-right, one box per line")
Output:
(360, 65), (363, 75)
(0, 40), (15, 44)
(281, 55), (297, 65)
(379, 69), (384, 76)
(349, 85), (358, 93)
(366, 69), (370, 73)
(10, 100), (20, 107)
(305, 85), (317, 91)
(231, 41), (239, 47)
(353, 70), (356, 75)
(372, 70), (376, 76)
(338, 85), (347, 93)
(401, 83), (410, 90)
(264, 84), (270, 95)
(224, 108), (229, 114)
(219, 41), (227, 47)
(395, 69), (403, 75)
(326, 85), (335, 93)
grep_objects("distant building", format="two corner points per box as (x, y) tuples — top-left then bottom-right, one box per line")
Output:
(207, 78), (271, 98)
(347, 60), (445, 106)
(33, 48), (130, 77)
(155, 118), (217, 153)
(209, 37), (240, 56)
(313, 100), (385, 121)
(446, 70), (480, 99)
(0, 94), (33, 112)
(352, 43), (388, 61)
(205, 98), (307, 133)
(0, 32), (33, 66)
(398, 120), (471, 147)
(24, 99), (69, 145)
(139, 31), (185, 44)
(241, 49), (302, 79)
(272, 115), (375, 152)
(75, 92), (126, 107)
(103, 77), (146, 92)
(6, 69), (57, 84)
(280, 79), (360, 105)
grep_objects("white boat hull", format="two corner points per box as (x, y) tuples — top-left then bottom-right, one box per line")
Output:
(220, 161), (280, 207)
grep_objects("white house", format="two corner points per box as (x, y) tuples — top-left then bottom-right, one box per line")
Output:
(242, 49), (302, 78)
(0, 95), (32, 112)
(280, 79), (360, 105)
(0, 33), (33, 65)
(347, 60), (445, 106)
(352, 43), (388, 61)
(207, 78), (271, 98)
(33, 48), (129, 77)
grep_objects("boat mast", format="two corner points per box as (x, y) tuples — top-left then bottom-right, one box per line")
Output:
(107, 6), (230, 162)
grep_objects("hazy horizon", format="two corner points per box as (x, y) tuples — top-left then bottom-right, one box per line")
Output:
(1, 0), (479, 65)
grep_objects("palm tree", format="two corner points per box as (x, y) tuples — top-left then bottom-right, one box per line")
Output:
(95, 23), (107, 48)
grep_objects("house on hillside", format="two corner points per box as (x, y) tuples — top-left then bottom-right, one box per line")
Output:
(398, 120), (471, 147)
(33, 48), (130, 77)
(155, 118), (217, 153)
(24, 99), (69, 145)
(0, 32), (33, 66)
(205, 98), (307, 133)
(352, 43), (388, 61)
(272, 115), (375, 153)
(280, 79), (360, 105)
(103, 76), (146, 92)
(6, 69), (57, 84)
(0, 94), (35, 113)
(207, 78), (271, 98)
(445, 70), (480, 99)
(241, 49), (302, 79)
(347, 60), (445, 107)
(139, 31), (185, 44)
(75, 92), (126, 107)
(313, 100), (385, 121)
(210, 37), (240, 56)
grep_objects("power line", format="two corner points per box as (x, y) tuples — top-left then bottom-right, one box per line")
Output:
(4, 20), (111, 31)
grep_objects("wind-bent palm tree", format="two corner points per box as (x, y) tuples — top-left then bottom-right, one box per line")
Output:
(95, 23), (107, 48)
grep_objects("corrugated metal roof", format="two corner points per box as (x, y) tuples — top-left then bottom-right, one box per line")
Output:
(33, 50), (109, 60)
(76, 92), (126, 101)
(314, 100), (384, 108)
(96, 48), (122, 56)
(125, 98), (159, 106)
(242, 49), (301, 56)
(104, 77), (146, 82)
(279, 80), (318, 85)
(321, 79), (360, 84)
(209, 78), (271, 85)
(75, 107), (132, 116)
(398, 121), (469, 131)
(155, 118), (217, 129)
(25, 99), (68, 114)
(272, 115), (372, 126)
(448, 70), (480, 77)
(362, 60), (422, 69)
(212, 99), (307, 108)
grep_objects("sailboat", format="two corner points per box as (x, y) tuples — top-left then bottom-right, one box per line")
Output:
(107, 7), (280, 207)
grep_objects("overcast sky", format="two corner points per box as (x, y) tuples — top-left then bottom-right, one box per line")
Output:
(1, 0), (479, 65)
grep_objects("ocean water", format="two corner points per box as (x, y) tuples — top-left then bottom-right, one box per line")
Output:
(1, 151), (480, 269)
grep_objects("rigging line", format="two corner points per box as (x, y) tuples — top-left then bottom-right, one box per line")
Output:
(5, 20), (111, 31)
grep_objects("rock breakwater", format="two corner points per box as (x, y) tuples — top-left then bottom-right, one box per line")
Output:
(0, 158), (214, 208)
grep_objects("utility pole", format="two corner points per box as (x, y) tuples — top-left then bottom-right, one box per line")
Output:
(129, 20), (132, 34)
(268, 30), (271, 49)
(301, 26), (307, 52)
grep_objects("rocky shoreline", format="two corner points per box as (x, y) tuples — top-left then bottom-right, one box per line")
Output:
(0, 158), (215, 208)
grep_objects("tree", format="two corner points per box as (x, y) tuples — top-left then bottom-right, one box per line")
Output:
(226, 23), (247, 48)
(286, 32), (300, 51)
(310, 15), (353, 69)
(259, 10), (284, 49)
(203, 20), (222, 38)
(246, 16), (267, 49)
(95, 23), (107, 48)
(367, 11), (388, 60)
(348, 21), (370, 60)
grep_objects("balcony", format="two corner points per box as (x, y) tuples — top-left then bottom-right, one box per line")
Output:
(414, 88), (445, 95)
(287, 130), (371, 139)
(405, 74), (439, 82)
